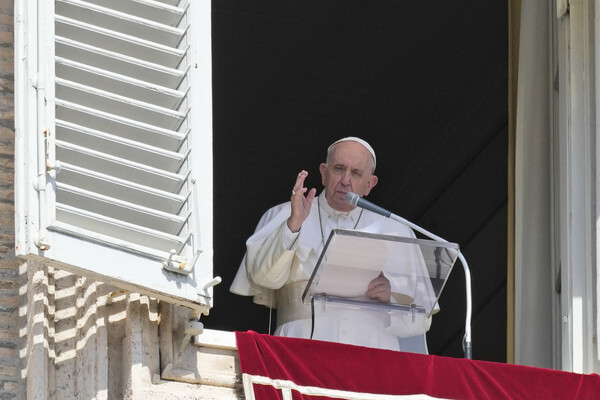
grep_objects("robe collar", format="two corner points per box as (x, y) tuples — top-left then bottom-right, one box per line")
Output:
(318, 191), (362, 221)
(295, 192), (364, 264)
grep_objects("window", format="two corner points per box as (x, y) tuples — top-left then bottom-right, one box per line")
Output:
(14, 0), (214, 315)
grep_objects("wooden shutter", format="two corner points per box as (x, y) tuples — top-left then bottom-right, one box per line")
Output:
(14, 0), (215, 315)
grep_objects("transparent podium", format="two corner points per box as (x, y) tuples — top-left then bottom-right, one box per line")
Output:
(301, 229), (459, 354)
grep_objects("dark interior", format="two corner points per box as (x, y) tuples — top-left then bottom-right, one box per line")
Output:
(205, 0), (508, 361)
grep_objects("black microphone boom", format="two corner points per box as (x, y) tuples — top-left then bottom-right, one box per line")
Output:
(344, 192), (392, 217)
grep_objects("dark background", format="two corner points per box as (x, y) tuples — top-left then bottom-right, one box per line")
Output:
(204, 0), (508, 362)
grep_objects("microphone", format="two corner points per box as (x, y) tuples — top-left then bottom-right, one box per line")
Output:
(343, 191), (473, 359)
(344, 192), (392, 218)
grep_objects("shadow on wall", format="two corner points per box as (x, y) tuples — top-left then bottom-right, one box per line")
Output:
(24, 263), (160, 398)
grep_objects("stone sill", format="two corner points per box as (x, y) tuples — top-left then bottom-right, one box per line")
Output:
(161, 329), (242, 393)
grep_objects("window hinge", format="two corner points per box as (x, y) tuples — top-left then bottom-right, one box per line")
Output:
(33, 233), (50, 251)
(33, 174), (46, 192)
(162, 249), (205, 275)
(46, 160), (62, 173)
(162, 249), (195, 274)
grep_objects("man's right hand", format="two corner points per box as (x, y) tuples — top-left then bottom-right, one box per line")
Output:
(287, 170), (316, 233)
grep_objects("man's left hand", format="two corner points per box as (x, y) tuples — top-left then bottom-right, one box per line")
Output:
(366, 272), (391, 303)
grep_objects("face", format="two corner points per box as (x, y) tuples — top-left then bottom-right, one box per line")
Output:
(319, 141), (378, 212)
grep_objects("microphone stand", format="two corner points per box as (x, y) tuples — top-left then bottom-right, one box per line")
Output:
(344, 192), (473, 358)
(389, 212), (473, 359)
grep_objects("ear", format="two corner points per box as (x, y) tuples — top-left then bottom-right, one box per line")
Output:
(364, 175), (378, 196)
(319, 163), (327, 185)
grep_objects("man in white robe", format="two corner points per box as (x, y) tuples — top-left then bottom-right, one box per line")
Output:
(230, 137), (436, 351)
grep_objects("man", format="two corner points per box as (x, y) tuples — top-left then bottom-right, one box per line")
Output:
(230, 137), (435, 351)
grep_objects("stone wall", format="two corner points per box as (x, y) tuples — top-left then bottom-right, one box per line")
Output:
(22, 264), (242, 399)
(0, 1), (24, 398)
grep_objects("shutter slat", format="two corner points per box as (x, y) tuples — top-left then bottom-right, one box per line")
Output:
(58, 163), (189, 214)
(56, 182), (189, 234)
(55, 15), (186, 67)
(151, 0), (182, 8)
(56, 120), (187, 171)
(56, 37), (187, 88)
(56, 140), (188, 193)
(53, 208), (191, 254)
(56, 78), (188, 130)
(56, 0), (187, 47)
(56, 100), (188, 151)
(80, 0), (186, 26)
(56, 57), (187, 109)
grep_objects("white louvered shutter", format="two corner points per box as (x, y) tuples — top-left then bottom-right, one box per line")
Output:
(14, 0), (215, 315)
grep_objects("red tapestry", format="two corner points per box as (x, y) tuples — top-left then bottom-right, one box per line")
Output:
(236, 331), (600, 400)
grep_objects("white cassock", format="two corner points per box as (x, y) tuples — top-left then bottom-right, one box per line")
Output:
(230, 191), (438, 351)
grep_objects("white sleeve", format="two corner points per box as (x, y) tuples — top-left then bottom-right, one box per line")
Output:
(241, 202), (303, 290)
(246, 221), (297, 289)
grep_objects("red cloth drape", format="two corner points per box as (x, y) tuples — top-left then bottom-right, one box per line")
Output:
(236, 331), (600, 399)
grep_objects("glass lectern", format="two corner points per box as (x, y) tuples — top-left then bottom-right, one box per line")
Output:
(301, 229), (459, 353)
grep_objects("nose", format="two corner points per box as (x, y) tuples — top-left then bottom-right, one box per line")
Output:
(340, 170), (352, 186)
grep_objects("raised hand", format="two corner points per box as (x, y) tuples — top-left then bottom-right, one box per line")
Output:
(287, 170), (317, 233)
